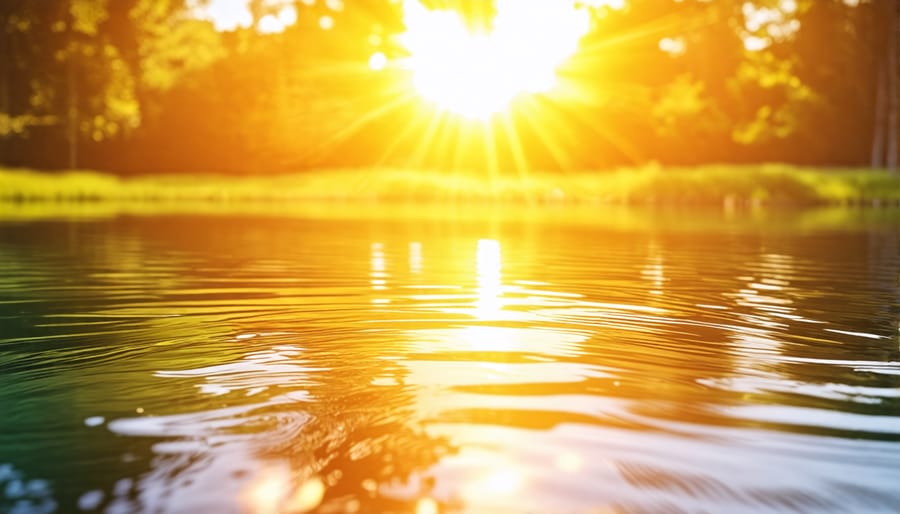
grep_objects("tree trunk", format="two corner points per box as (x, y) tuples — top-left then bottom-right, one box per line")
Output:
(0, 29), (9, 165)
(66, 41), (78, 170)
(886, 0), (899, 170)
(872, 62), (887, 168)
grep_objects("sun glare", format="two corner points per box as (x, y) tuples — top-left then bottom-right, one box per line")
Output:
(399, 0), (591, 119)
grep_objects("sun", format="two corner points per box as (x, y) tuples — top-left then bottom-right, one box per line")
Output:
(399, 0), (592, 119)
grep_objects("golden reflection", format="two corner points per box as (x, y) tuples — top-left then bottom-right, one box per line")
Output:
(409, 241), (423, 274)
(390, 234), (600, 507)
(415, 497), (439, 514)
(284, 477), (326, 513)
(242, 466), (289, 514)
(11, 217), (898, 514)
(641, 242), (666, 297)
(455, 453), (525, 504)
(728, 253), (797, 376)
(475, 239), (503, 319)
(242, 467), (325, 514)
(555, 452), (583, 473)
(370, 241), (390, 305)
(457, 326), (518, 353)
(477, 468), (522, 495)
(370, 242), (387, 290)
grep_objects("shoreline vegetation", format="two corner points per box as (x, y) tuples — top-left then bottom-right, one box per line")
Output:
(2, 165), (900, 208)
(2, 167), (900, 231)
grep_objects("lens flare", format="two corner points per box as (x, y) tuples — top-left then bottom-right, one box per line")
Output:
(399, 0), (591, 118)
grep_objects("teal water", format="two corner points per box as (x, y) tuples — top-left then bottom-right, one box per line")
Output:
(1, 210), (899, 513)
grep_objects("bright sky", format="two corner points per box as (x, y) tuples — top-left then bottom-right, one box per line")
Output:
(190, 0), (814, 102)
(399, 0), (593, 118)
(190, 0), (304, 33)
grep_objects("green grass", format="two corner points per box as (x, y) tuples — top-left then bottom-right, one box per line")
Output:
(2, 164), (900, 207)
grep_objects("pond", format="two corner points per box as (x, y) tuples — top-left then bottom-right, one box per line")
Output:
(1, 207), (899, 514)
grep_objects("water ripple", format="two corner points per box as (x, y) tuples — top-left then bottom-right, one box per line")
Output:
(1, 215), (898, 513)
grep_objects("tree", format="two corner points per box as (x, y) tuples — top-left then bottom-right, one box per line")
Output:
(871, 0), (900, 169)
(0, 0), (217, 169)
(1, 0), (896, 172)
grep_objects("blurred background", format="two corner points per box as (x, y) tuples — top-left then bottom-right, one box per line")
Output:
(0, 0), (894, 174)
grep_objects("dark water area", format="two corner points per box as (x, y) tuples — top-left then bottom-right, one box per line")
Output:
(1, 209), (899, 514)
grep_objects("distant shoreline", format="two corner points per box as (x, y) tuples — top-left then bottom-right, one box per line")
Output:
(2, 165), (900, 208)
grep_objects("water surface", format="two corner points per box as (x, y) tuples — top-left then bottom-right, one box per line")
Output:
(1, 208), (899, 513)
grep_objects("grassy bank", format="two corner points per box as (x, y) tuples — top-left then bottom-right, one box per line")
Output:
(2, 165), (900, 206)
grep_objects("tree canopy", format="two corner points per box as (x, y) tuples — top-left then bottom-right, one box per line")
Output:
(0, 0), (894, 174)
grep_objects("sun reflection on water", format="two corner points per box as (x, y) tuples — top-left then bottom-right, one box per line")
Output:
(242, 466), (325, 514)
(409, 241), (423, 274)
(415, 496), (440, 514)
(380, 236), (611, 512)
(370, 242), (388, 291)
(475, 238), (504, 320)
(42, 220), (898, 514)
(463, 465), (523, 499)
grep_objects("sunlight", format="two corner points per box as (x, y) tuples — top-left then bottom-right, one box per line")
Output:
(459, 454), (525, 502)
(370, 241), (390, 304)
(242, 466), (289, 514)
(408, 241), (423, 273)
(415, 497), (440, 514)
(480, 468), (523, 495)
(191, 0), (297, 33)
(555, 452), (584, 473)
(242, 466), (324, 514)
(284, 477), (326, 513)
(370, 242), (387, 291)
(399, 0), (591, 118)
(192, 0), (251, 31)
(368, 51), (388, 71)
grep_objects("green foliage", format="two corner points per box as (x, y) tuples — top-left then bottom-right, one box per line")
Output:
(3, 166), (899, 207)
(0, 0), (213, 152)
(138, 18), (225, 91)
(652, 73), (727, 138)
(729, 50), (817, 144)
(70, 0), (109, 36)
(0, 0), (894, 171)
(0, 114), (56, 137)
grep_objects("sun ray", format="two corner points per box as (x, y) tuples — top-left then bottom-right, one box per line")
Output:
(310, 89), (418, 163)
(498, 111), (531, 181)
(578, 9), (708, 56)
(433, 115), (459, 171)
(515, 97), (573, 171)
(399, 0), (592, 119)
(408, 108), (452, 169)
(297, 0), (691, 174)
(376, 104), (438, 167)
(452, 122), (474, 174)
(482, 118), (500, 187)
(542, 94), (646, 165)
